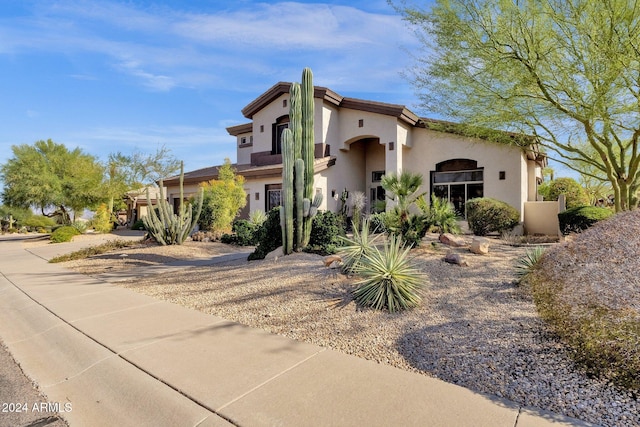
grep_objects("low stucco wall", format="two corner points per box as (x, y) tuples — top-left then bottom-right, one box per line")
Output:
(524, 201), (560, 236)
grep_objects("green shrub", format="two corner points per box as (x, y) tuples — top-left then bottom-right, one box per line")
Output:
(198, 159), (247, 235)
(466, 198), (520, 236)
(367, 213), (387, 234)
(131, 219), (146, 230)
(352, 234), (426, 312)
(558, 206), (613, 234)
(248, 208), (282, 260)
(22, 215), (56, 230)
(50, 226), (81, 243)
(305, 210), (345, 255)
(419, 194), (461, 235)
(221, 219), (259, 246)
(92, 203), (113, 233)
(539, 177), (590, 209)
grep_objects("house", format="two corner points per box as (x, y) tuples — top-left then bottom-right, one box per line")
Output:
(164, 81), (547, 229)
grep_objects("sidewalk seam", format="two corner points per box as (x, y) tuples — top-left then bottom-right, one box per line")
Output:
(216, 348), (327, 412)
(0, 269), (241, 427)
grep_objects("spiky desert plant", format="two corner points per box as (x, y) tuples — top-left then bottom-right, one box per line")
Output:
(350, 191), (367, 232)
(339, 217), (382, 275)
(249, 209), (267, 226)
(352, 234), (426, 312)
(143, 161), (203, 245)
(515, 246), (546, 283)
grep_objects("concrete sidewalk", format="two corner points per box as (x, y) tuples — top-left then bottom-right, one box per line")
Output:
(0, 237), (595, 426)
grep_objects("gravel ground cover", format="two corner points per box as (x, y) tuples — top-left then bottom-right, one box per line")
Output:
(64, 234), (639, 427)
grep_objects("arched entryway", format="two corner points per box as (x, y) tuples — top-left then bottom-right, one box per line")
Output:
(430, 159), (484, 216)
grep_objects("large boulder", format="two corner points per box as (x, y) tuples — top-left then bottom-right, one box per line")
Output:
(439, 233), (466, 247)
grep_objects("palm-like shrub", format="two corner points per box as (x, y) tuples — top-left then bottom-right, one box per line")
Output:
(339, 217), (382, 275)
(418, 194), (461, 234)
(352, 234), (426, 312)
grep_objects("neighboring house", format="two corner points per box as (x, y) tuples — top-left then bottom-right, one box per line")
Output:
(164, 81), (547, 228)
(124, 186), (166, 225)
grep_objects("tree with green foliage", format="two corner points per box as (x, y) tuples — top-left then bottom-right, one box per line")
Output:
(393, 0), (640, 211)
(1, 139), (104, 223)
(105, 146), (180, 219)
(381, 171), (429, 246)
(539, 177), (590, 209)
(198, 159), (247, 236)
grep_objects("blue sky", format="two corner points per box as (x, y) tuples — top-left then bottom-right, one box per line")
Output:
(0, 0), (424, 176)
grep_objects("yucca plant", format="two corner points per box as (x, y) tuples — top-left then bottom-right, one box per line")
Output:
(339, 217), (382, 275)
(352, 234), (426, 312)
(515, 246), (546, 282)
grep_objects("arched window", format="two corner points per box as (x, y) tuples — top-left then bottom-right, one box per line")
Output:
(431, 159), (484, 216)
(272, 115), (289, 155)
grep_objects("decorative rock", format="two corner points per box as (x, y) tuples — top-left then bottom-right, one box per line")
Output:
(265, 246), (282, 261)
(444, 251), (468, 266)
(323, 255), (342, 268)
(439, 233), (467, 247)
(470, 237), (490, 255)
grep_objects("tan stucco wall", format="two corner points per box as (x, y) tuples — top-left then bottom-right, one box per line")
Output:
(251, 93), (290, 154)
(337, 109), (398, 151)
(237, 132), (253, 165)
(524, 201), (560, 236)
(403, 129), (526, 219)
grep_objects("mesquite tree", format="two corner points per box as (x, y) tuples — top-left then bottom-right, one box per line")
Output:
(394, 0), (640, 211)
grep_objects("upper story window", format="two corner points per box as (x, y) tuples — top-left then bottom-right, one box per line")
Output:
(239, 135), (253, 146)
(272, 115), (289, 155)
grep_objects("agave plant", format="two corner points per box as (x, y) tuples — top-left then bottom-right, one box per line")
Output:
(515, 246), (546, 282)
(352, 234), (426, 312)
(339, 217), (382, 275)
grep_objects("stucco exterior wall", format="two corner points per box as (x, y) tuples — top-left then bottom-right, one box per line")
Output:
(251, 93), (290, 153)
(237, 133), (253, 165)
(337, 109), (397, 151)
(403, 129), (526, 218)
(524, 201), (560, 236)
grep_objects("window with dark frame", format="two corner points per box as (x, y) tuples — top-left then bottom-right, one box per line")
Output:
(372, 171), (385, 182)
(272, 116), (289, 155)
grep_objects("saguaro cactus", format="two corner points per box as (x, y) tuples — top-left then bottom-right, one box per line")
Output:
(280, 67), (323, 254)
(143, 161), (203, 245)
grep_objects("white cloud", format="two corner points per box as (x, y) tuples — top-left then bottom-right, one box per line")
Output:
(0, 1), (419, 94)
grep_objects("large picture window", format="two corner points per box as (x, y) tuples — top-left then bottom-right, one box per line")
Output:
(431, 159), (483, 217)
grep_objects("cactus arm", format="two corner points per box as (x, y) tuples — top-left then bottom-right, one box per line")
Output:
(301, 67), (315, 247)
(290, 82), (303, 161)
(281, 129), (294, 254)
(294, 158), (305, 251)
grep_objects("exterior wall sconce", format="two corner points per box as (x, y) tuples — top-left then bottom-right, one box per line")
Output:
(499, 171), (506, 180)
(255, 192), (260, 200)
(358, 119), (364, 128)
(388, 142), (395, 151)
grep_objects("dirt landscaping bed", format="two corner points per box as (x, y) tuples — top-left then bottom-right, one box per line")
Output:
(63, 233), (639, 427)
